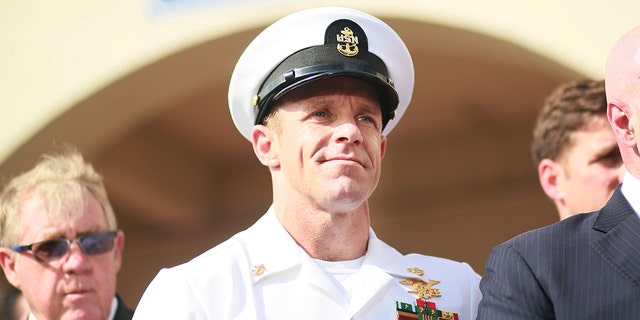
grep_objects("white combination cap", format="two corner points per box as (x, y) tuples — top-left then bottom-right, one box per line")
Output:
(228, 6), (414, 140)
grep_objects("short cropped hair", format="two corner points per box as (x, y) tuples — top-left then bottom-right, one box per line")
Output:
(531, 80), (607, 165)
(0, 147), (117, 247)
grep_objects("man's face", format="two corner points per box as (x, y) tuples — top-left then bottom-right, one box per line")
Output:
(2, 190), (124, 320)
(556, 116), (624, 218)
(266, 77), (387, 213)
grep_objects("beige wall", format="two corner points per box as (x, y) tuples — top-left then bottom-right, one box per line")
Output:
(1, 0), (639, 164)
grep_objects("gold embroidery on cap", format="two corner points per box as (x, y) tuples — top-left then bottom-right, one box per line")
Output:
(336, 27), (359, 57)
(251, 264), (266, 276)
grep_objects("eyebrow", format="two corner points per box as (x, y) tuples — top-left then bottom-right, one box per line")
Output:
(35, 227), (105, 241)
(302, 97), (381, 114)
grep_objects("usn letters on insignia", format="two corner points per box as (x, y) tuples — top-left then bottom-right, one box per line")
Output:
(336, 27), (359, 57)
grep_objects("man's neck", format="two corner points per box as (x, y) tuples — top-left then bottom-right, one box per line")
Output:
(275, 202), (370, 261)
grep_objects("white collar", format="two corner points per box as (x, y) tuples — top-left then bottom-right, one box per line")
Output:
(620, 171), (640, 219)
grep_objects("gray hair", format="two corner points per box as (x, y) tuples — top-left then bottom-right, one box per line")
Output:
(0, 147), (116, 247)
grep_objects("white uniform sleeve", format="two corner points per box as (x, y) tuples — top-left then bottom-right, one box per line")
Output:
(132, 268), (202, 320)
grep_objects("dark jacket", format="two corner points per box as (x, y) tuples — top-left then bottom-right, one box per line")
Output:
(114, 295), (135, 320)
(478, 187), (640, 319)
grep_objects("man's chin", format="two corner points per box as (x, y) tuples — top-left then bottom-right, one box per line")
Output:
(60, 300), (105, 320)
(60, 308), (104, 320)
(322, 194), (368, 212)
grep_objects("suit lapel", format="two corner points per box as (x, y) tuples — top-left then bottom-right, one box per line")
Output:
(590, 189), (640, 291)
(113, 295), (135, 320)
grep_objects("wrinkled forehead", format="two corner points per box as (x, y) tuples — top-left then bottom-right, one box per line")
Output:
(17, 183), (92, 231)
(18, 186), (111, 240)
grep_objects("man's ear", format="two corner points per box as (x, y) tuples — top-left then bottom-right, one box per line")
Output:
(0, 248), (21, 288)
(538, 159), (564, 201)
(251, 125), (280, 168)
(113, 231), (125, 273)
(380, 135), (387, 159)
(608, 100), (636, 148)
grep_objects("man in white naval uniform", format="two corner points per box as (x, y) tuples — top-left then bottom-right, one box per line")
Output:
(133, 7), (481, 320)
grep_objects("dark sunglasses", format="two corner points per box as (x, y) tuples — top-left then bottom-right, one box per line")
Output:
(11, 231), (117, 262)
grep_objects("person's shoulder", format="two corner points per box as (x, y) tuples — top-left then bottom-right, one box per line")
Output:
(402, 253), (479, 279)
(370, 233), (479, 278)
(403, 253), (473, 268)
(399, 253), (481, 300)
(162, 229), (250, 276)
(501, 211), (598, 248)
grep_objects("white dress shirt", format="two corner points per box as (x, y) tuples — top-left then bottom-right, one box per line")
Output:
(620, 171), (640, 219)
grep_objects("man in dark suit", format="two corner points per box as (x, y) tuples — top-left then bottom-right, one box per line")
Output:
(477, 24), (640, 319)
(0, 147), (134, 320)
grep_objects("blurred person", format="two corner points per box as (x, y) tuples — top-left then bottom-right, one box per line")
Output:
(477, 25), (640, 319)
(133, 7), (481, 320)
(0, 148), (134, 320)
(533, 79), (624, 220)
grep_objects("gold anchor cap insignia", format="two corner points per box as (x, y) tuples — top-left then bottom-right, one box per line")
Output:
(336, 26), (359, 57)
(400, 278), (442, 300)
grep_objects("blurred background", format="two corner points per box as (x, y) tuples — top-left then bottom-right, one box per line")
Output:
(2, 0), (639, 309)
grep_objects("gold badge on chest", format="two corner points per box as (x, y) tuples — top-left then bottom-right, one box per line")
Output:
(400, 278), (442, 300)
(400, 267), (441, 300)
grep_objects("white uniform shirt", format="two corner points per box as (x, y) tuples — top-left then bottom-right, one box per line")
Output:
(133, 207), (481, 319)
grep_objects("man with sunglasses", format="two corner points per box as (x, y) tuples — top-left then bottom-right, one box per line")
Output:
(0, 148), (133, 320)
